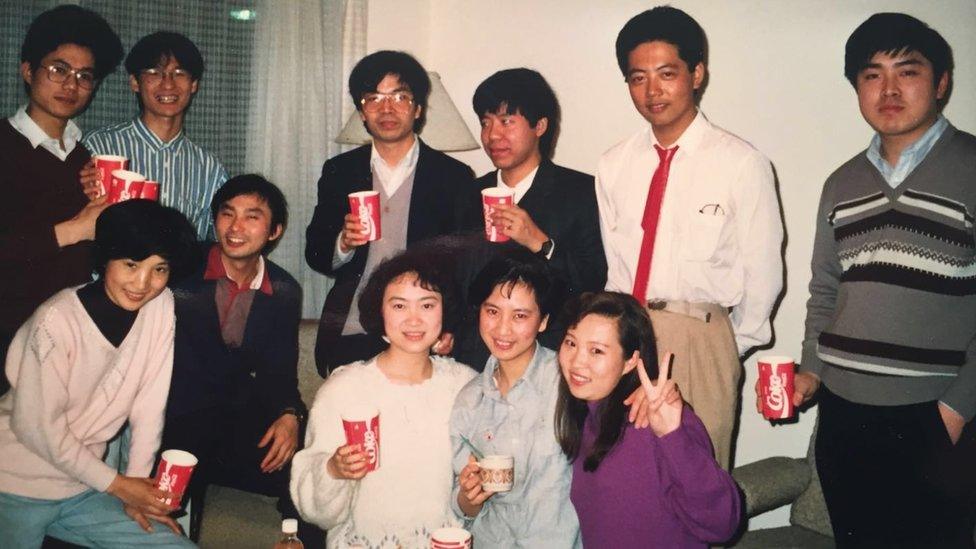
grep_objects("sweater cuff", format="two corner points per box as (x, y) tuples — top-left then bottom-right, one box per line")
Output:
(83, 462), (120, 493)
(799, 343), (825, 378)
(941, 385), (975, 422)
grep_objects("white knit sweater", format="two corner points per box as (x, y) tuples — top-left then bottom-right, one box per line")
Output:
(0, 287), (175, 499)
(291, 356), (475, 548)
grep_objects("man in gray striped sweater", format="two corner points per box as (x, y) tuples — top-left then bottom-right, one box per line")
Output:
(791, 13), (975, 547)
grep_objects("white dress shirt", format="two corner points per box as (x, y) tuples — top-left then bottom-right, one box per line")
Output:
(595, 112), (783, 355)
(495, 164), (539, 203)
(8, 105), (82, 161)
(370, 134), (420, 196)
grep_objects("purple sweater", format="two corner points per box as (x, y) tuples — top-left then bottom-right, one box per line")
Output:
(571, 403), (741, 548)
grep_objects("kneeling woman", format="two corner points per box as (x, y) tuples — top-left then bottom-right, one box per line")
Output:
(0, 200), (198, 548)
(291, 251), (476, 548)
(556, 292), (741, 548)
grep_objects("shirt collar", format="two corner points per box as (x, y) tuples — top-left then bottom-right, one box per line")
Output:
(203, 245), (273, 295)
(647, 109), (707, 156)
(370, 134), (420, 173)
(866, 114), (948, 186)
(495, 164), (540, 204)
(133, 116), (185, 151)
(481, 342), (548, 399)
(9, 104), (82, 155)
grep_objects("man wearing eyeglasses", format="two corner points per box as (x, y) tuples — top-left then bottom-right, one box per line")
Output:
(306, 50), (479, 376)
(82, 32), (228, 241)
(0, 5), (123, 396)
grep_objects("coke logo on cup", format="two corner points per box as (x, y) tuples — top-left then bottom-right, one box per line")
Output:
(158, 468), (176, 493)
(359, 203), (374, 238)
(765, 372), (788, 412)
(483, 203), (493, 233)
(363, 429), (378, 466)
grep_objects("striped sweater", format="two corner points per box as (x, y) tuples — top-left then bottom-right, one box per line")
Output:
(801, 124), (976, 421)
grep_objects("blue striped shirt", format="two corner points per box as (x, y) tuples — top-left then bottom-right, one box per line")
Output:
(83, 118), (228, 239)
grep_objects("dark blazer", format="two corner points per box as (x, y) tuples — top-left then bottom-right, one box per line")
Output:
(166, 250), (306, 422)
(305, 140), (479, 375)
(453, 160), (607, 370)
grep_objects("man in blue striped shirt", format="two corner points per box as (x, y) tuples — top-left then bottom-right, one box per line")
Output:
(83, 32), (227, 240)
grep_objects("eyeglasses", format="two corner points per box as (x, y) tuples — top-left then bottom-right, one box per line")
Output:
(140, 68), (193, 83)
(360, 92), (415, 112)
(42, 62), (96, 89)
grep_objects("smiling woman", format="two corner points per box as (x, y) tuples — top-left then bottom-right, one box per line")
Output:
(0, 199), (198, 547)
(290, 249), (476, 548)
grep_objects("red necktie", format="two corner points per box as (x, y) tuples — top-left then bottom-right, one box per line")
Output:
(631, 145), (678, 302)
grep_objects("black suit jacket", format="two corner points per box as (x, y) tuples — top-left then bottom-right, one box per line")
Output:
(305, 140), (479, 375)
(453, 160), (607, 370)
(166, 249), (306, 422)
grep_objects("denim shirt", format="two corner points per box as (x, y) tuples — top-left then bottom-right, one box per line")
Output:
(450, 343), (581, 548)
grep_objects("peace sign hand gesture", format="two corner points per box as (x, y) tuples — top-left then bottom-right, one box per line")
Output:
(636, 352), (683, 437)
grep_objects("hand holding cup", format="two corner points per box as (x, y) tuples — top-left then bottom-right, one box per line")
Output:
(327, 443), (369, 480)
(457, 454), (493, 517)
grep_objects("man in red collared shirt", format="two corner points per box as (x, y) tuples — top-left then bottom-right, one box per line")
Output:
(161, 175), (323, 547)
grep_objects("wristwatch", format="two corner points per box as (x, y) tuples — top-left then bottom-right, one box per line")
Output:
(280, 407), (306, 423)
(537, 239), (554, 259)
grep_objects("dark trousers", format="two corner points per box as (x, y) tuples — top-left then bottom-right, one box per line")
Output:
(816, 386), (976, 548)
(161, 406), (325, 548)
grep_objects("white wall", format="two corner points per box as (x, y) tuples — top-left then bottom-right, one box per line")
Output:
(367, 0), (976, 528)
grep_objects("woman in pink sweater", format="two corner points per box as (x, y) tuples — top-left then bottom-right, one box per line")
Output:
(0, 200), (197, 548)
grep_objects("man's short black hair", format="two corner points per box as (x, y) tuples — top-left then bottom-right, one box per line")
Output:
(94, 200), (198, 279)
(844, 13), (952, 88)
(468, 249), (562, 319)
(472, 68), (560, 159)
(348, 50), (430, 133)
(20, 4), (123, 80)
(615, 6), (706, 76)
(124, 31), (205, 81)
(210, 175), (288, 252)
(357, 249), (458, 337)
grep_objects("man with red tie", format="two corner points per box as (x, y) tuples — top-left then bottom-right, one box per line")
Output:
(595, 6), (783, 469)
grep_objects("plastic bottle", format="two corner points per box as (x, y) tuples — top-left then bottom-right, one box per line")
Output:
(273, 518), (304, 549)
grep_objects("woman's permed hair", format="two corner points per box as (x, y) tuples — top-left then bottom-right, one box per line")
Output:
(357, 248), (457, 337)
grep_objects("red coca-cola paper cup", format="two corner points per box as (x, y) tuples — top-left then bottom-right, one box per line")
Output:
(93, 155), (127, 197)
(154, 449), (197, 506)
(348, 191), (381, 241)
(341, 405), (380, 472)
(430, 527), (472, 548)
(140, 180), (160, 201)
(481, 187), (515, 242)
(758, 356), (796, 420)
(108, 169), (146, 204)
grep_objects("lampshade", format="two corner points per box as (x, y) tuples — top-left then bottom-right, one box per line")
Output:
(335, 71), (480, 152)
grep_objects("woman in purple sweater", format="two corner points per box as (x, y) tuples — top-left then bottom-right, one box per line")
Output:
(555, 292), (741, 548)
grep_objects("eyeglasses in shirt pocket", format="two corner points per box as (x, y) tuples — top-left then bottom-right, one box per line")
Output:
(685, 211), (726, 261)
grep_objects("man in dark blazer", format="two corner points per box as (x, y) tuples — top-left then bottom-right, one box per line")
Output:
(452, 68), (607, 370)
(162, 175), (322, 547)
(305, 51), (479, 376)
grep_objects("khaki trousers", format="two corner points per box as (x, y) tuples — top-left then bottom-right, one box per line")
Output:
(647, 304), (740, 470)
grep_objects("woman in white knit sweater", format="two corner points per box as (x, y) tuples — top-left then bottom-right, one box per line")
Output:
(291, 250), (476, 548)
(0, 201), (197, 548)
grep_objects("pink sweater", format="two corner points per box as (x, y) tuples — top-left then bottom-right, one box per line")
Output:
(0, 287), (175, 499)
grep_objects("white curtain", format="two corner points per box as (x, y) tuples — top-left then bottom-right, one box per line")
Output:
(246, 0), (367, 317)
